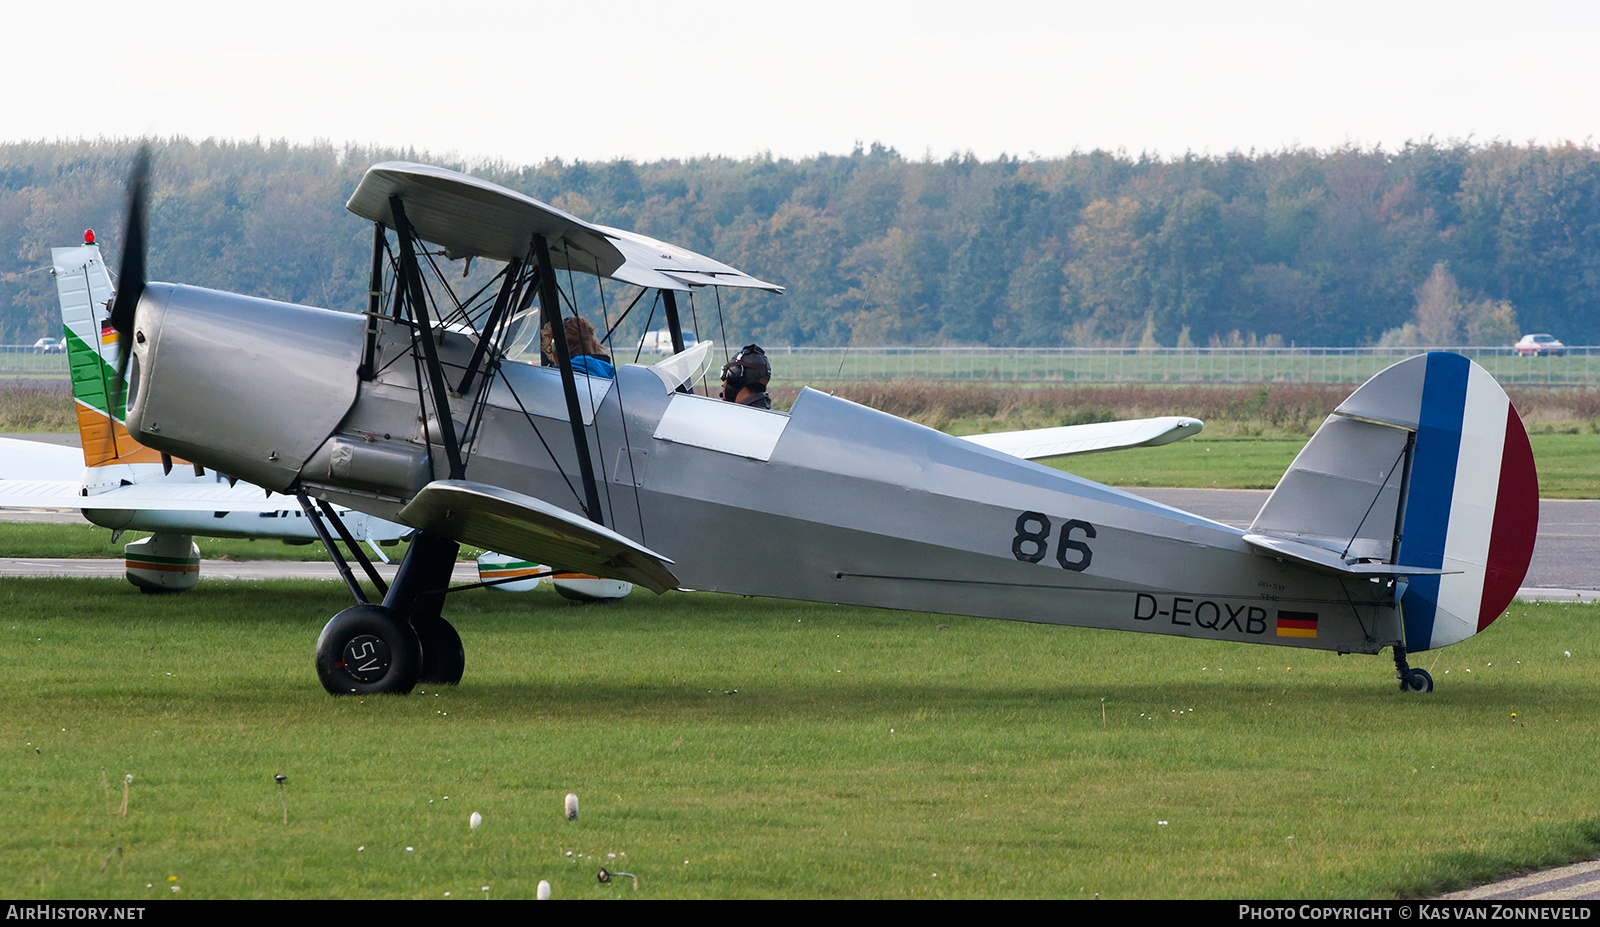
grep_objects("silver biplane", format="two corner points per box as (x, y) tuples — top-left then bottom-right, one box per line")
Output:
(102, 152), (1538, 695)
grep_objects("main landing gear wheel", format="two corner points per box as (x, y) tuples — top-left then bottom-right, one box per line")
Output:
(416, 617), (464, 686)
(1400, 668), (1434, 693)
(315, 604), (422, 696)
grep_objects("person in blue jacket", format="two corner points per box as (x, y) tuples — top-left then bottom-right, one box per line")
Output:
(541, 317), (615, 378)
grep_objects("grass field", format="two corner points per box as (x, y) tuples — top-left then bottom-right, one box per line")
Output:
(1049, 433), (1597, 498)
(3, 579), (1599, 900)
(765, 346), (1600, 387)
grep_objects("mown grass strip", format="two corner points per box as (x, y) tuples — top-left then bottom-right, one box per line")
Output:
(1, 580), (1596, 899)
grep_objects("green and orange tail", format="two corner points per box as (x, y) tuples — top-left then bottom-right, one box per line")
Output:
(52, 238), (165, 468)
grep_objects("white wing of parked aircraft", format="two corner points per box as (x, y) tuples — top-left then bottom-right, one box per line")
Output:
(963, 416), (1204, 461)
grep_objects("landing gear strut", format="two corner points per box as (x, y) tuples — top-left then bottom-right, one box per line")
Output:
(1393, 644), (1434, 693)
(314, 528), (462, 695)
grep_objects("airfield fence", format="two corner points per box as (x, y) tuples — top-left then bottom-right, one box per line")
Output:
(0, 345), (70, 377)
(5, 343), (1600, 386)
(761, 345), (1600, 387)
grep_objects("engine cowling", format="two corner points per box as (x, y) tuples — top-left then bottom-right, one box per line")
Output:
(124, 283), (366, 492)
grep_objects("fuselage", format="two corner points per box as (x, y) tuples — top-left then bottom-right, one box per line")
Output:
(124, 282), (1401, 654)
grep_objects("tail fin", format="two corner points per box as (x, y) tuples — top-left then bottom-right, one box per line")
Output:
(51, 241), (164, 468)
(1249, 353), (1538, 651)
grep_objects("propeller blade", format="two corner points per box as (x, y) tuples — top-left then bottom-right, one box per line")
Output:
(107, 146), (151, 418)
(108, 147), (149, 336)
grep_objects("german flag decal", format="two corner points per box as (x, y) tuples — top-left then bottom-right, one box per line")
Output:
(1276, 610), (1319, 639)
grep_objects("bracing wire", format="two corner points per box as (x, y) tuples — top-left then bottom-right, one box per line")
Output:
(1340, 442), (1410, 561)
(632, 292), (660, 365)
(492, 364), (587, 513)
(601, 287), (650, 346)
(459, 264), (528, 467)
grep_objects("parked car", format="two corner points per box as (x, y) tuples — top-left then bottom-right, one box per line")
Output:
(31, 337), (65, 354)
(637, 329), (698, 355)
(1514, 333), (1566, 357)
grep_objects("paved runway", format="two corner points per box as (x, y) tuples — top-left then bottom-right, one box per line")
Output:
(1442, 858), (1600, 900)
(1130, 488), (1599, 599)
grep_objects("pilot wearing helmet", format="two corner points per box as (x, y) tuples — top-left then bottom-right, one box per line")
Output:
(720, 344), (772, 409)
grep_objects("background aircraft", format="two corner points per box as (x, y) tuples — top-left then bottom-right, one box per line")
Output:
(102, 155), (1537, 696)
(0, 235), (410, 591)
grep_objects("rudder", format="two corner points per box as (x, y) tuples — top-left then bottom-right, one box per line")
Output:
(52, 242), (164, 468)
(1250, 353), (1538, 652)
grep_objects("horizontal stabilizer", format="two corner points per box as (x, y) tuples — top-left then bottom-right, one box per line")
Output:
(963, 416), (1203, 461)
(399, 480), (679, 594)
(1242, 534), (1450, 577)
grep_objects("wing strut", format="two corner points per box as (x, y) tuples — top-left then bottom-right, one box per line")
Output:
(662, 290), (691, 393)
(1388, 430), (1416, 564)
(456, 255), (526, 395)
(390, 196), (466, 481)
(359, 222), (385, 381)
(533, 235), (606, 527)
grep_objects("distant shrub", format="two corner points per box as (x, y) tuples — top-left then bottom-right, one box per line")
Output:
(0, 385), (74, 432)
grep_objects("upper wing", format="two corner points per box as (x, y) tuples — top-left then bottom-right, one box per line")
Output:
(596, 224), (784, 292)
(962, 416), (1203, 461)
(399, 479), (679, 593)
(346, 162), (782, 292)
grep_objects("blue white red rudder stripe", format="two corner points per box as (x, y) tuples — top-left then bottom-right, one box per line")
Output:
(1391, 353), (1538, 650)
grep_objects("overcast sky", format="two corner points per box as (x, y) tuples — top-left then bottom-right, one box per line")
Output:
(7, 0), (1598, 165)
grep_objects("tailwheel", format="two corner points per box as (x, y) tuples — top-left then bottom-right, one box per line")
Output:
(315, 604), (422, 695)
(415, 616), (464, 685)
(1392, 644), (1435, 694)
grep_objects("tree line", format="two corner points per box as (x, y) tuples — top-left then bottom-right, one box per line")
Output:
(1, 137), (1596, 349)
